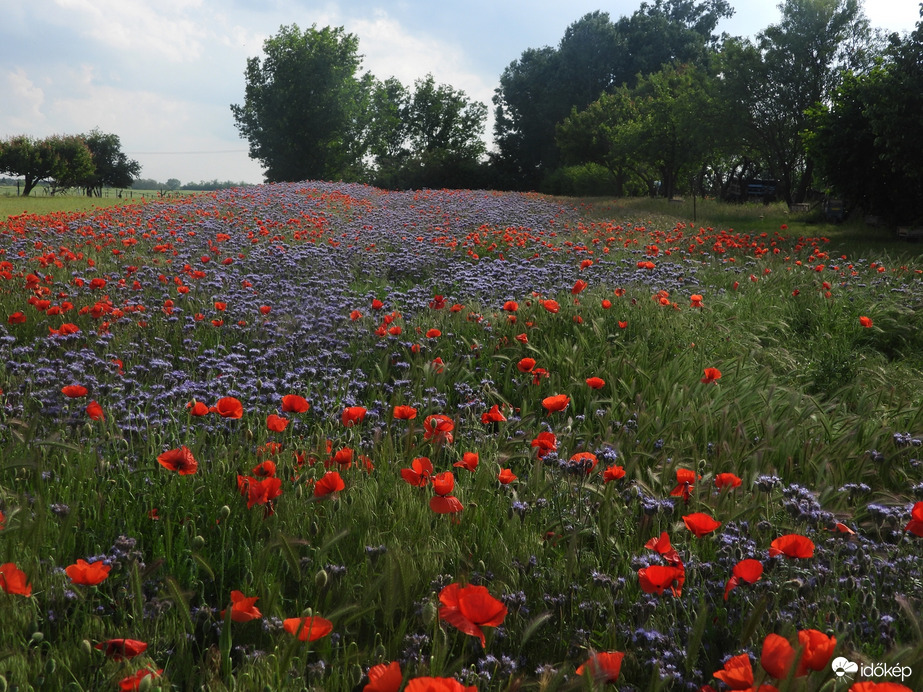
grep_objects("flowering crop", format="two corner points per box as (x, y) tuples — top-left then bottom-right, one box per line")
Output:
(0, 182), (921, 689)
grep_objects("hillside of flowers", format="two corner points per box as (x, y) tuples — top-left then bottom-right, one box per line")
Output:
(0, 182), (921, 691)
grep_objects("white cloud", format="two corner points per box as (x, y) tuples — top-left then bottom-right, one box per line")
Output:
(0, 69), (47, 132)
(53, 0), (207, 62)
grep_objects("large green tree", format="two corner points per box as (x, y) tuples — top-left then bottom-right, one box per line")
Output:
(370, 75), (487, 190)
(231, 24), (372, 182)
(81, 129), (141, 197)
(558, 63), (725, 198)
(718, 0), (871, 204)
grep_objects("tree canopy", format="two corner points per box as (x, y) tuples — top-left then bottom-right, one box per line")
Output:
(0, 133), (134, 197)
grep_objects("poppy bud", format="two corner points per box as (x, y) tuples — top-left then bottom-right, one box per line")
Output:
(192, 535), (205, 550)
(44, 658), (56, 676)
(30, 631), (44, 645)
(138, 674), (154, 692)
(81, 639), (94, 657)
(218, 505), (231, 522)
(315, 569), (328, 589)
(422, 600), (437, 625)
(0, 674), (7, 692)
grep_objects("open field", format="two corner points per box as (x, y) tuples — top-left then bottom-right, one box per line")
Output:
(0, 182), (921, 691)
(0, 187), (204, 219)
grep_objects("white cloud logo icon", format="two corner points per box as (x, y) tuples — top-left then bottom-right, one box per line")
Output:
(832, 657), (859, 677)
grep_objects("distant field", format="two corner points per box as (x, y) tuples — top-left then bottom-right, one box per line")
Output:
(0, 186), (200, 218)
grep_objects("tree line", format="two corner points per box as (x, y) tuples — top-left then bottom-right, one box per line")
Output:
(232, 0), (923, 225)
(0, 130), (141, 197)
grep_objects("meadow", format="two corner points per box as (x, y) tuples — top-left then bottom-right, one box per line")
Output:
(0, 181), (921, 691)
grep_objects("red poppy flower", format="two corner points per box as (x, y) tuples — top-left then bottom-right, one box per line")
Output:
(0, 562), (32, 597)
(603, 464), (626, 482)
(670, 468), (700, 500)
(576, 651), (624, 682)
(401, 457), (434, 487)
(283, 615), (333, 642)
(239, 475), (283, 510)
(364, 661), (403, 692)
(281, 394), (310, 413)
(405, 678), (476, 692)
(432, 471), (455, 496)
(797, 629), (836, 674)
(423, 414), (454, 444)
(185, 400), (209, 416)
(371, 299), (384, 310)
(531, 367), (549, 384)
(221, 590), (262, 622)
(724, 558), (763, 600)
(314, 471), (345, 498)
(848, 683), (913, 692)
(86, 401), (105, 421)
(572, 279), (588, 295)
(350, 309), (363, 321)
(119, 668), (163, 691)
(0, 510), (5, 530)
(690, 294), (704, 308)
(342, 406), (367, 427)
(531, 431), (557, 458)
(430, 495), (464, 516)
(393, 405), (418, 420)
(541, 394), (570, 413)
(904, 501), (923, 536)
(713, 653), (754, 690)
(454, 452), (478, 472)
(769, 533), (815, 559)
(638, 564), (684, 596)
(157, 446), (198, 475)
(62, 385), (88, 398)
(480, 404), (506, 424)
(517, 357), (536, 372)
(618, 320), (628, 329)
(438, 582), (507, 647)
(859, 316), (873, 328)
(568, 452), (598, 474)
(701, 367), (722, 384)
(95, 639), (148, 661)
(601, 299), (611, 309)
(213, 396), (244, 419)
(683, 512), (722, 537)
(265, 414), (289, 433)
(328, 447), (354, 468)
(251, 460), (276, 478)
(8, 312), (26, 324)
(503, 301), (519, 312)
(498, 468), (517, 484)
(541, 299), (560, 313)
(585, 376), (605, 389)
(66, 558), (111, 586)
(715, 472), (742, 489)
(761, 633), (798, 679)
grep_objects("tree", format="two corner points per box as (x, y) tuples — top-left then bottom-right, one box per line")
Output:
(558, 63), (725, 198)
(81, 129), (141, 196)
(0, 134), (94, 196)
(806, 8), (923, 223)
(718, 0), (871, 204)
(230, 24), (372, 182)
(492, 3), (734, 190)
(369, 75), (487, 190)
(46, 135), (95, 195)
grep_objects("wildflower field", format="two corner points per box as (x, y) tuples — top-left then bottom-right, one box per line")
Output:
(1, 182), (921, 692)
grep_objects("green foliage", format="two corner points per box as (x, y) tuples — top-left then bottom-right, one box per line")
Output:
(718, 0), (871, 205)
(807, 9), (923, 224)
(230, 24), (370, 183)
(81, 129), (141, 197)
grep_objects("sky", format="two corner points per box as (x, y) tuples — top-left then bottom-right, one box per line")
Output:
(1, 0), (919, 186)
